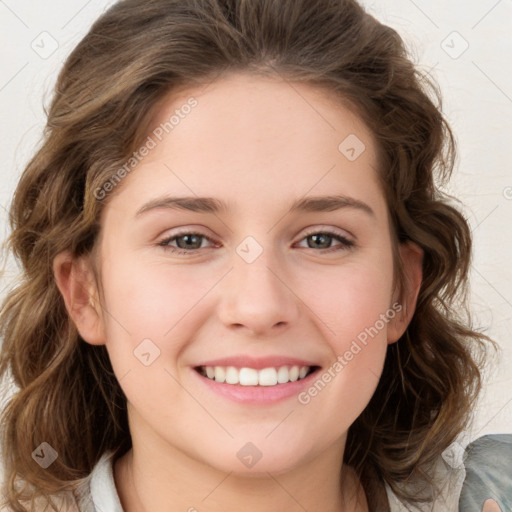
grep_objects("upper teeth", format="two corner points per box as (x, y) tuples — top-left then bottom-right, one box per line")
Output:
(201, 365), (311, 386)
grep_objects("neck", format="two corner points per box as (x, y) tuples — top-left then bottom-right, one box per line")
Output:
(114, 443), (368, 512)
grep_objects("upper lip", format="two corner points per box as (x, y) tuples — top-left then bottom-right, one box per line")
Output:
(194, 356), (320, 370)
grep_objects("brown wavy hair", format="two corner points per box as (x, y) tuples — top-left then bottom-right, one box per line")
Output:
(0, 0), (498, 510)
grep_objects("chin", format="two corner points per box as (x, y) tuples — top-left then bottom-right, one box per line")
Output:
(193, 440), (314, 477)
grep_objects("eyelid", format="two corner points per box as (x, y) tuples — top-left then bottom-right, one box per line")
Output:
(158, 225), (355, 242)
(157, 228), (219, 249)
(300, 225), (355, 242)
(157, 225), (356, 254)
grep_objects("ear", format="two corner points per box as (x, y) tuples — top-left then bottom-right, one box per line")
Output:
(53, 250), (106, 346)
(387, 241), (423, 344)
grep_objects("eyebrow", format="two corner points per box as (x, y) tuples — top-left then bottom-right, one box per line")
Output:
(134, 194), (375, 218)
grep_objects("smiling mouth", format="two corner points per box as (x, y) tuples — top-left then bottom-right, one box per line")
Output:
(194, 365), (320, 386)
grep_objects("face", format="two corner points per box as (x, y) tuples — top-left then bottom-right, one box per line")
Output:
(66, 72), (419, 476)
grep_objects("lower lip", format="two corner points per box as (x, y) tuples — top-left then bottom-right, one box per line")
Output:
(192, 368), (320, 405)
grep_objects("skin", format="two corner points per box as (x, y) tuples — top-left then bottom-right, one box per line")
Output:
(483, 499), (502, 512)
(54, 72), (423, 512)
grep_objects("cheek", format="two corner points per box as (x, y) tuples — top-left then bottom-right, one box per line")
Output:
(101, 255), (211, 341)
(302, 256), (395, 346)
(100, 242), (395, 355)
(97, 258), (206, 410)
(296, 257), (394, 415)
(97, 253), (231, 394)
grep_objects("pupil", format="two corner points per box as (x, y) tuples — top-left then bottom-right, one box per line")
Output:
(311, 234), (329, 249)
(179, 234), (199, 249)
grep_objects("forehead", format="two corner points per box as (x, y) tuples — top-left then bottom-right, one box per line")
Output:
(102, 72), (386, 221)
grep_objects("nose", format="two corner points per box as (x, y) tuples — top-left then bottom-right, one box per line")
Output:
(217, 247), (301, 337)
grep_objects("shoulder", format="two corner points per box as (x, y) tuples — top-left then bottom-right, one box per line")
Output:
(0, 493), (82, 512)
(48, 451), (122, 512)
(384, 434), (512, 512)
(77, 450), (124, 512)
(384, 439), (467, 512)
(459, 434), (512, 511)
(0, 451), (122, 512)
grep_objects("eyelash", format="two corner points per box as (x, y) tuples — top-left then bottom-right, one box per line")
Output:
(157, 228), (355, 256)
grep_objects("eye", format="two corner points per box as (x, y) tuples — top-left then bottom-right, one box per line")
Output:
(157, 230), (218, 255)
(157, 228), (355, 255)
(295, 229), (355, 253)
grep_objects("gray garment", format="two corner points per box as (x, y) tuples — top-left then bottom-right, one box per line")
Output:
(458, 434), (512, 512)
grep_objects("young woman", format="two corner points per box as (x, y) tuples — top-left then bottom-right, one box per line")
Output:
(0, 0), (502, 510)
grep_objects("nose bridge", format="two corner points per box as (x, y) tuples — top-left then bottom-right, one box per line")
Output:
(218, 238), (299, 333)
